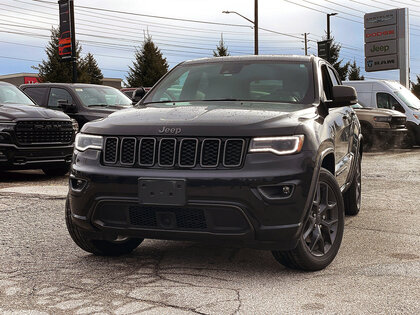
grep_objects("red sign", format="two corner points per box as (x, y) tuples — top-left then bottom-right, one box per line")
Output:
(24, 76), (39, 84)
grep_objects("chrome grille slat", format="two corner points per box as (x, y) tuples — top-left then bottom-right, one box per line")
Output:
(178, 138), (198, 167)
(120, 137), (136, 165)
(103, 137), (245, 169)
(223, 139), (245, 167)
(104, 137), (118, 163)
(200, 139), (221, 167)
(138, 138), (156, 166)
(158, 138), (177, 167)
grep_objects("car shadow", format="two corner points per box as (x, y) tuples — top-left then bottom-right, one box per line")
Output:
(0, 169), (68, 184)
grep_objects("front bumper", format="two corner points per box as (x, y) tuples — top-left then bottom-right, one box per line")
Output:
(0, 143), (73, 170)
(68, 149), (317, 250)
(372, 128), (407, 143)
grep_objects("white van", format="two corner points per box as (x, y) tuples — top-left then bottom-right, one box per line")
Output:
(344, 80), (420, 146)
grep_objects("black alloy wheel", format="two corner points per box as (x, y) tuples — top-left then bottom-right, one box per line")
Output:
(303, 181), (339, 256)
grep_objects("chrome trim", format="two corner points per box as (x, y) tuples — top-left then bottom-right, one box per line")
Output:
(103, 137), (118, 164)
(200, 138), (221, 168)
(158, 138), (177, 167)
(138, 137), (156, 167)
(223, 139), (245, 168)
(120, 137), (136, 165)
(178, 138), (198, 168)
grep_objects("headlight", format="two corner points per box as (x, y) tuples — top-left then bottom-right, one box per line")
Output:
(373, 116), (392, 122)
(71, 119), (79, 133)
(75, 133), (103, 151)
(249, 135), (304, 155)
(0, 122), (15, 131)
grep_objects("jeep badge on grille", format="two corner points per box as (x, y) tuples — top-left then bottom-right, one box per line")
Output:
(158, 126), (181, 134)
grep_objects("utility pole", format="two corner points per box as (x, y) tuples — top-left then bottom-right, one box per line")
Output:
(304, 33), (308, 55)
(69, 0), (77, 83)
(254, 0), (258, 55)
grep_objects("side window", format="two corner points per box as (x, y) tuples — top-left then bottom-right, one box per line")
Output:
(23, 87), (48, 105)
(321, 65), (333, 100)
(48, 88), (73, 109)
(327, 67), (340, 86)
(376, 93), (402, 110)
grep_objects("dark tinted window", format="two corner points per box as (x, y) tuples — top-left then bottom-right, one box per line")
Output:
(321, 65), (333, 100)
(48, 88), (73, 108)
(376, 93), (400, 110)
(23, 87), (48, 105)
(144, 61), (315, 105)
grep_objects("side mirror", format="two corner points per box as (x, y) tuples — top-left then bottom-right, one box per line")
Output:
(132, 87), (146, 103)
(328, 86), (358, 108)
(57, 99), (76, 113)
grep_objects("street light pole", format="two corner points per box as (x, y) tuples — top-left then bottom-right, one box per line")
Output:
(326, 13), (337, 63)
(223, 0), (258, 55)
(326, 13), (337, 40)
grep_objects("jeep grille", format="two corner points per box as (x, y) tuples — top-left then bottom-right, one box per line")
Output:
(103, 137), (246, 169)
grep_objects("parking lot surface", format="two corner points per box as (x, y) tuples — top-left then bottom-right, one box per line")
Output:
(0, 149), (419, 314)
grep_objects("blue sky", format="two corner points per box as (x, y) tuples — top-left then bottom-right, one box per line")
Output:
(1, 0), (419, 85)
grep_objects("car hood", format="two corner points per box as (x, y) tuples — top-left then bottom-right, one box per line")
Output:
(81, 102), (315, 137)
(354, 107), (406, 117)
(0, 103), (71, 121)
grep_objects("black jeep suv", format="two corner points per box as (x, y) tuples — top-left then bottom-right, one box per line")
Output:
(0, 82), (76, 175)
(67, 56), (362, 270)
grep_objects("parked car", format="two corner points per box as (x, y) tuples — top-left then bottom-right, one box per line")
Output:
(20, 83), (132, 128)
(67, 55), (362, 271)
(120, 87), (151, 103)
(351, 103), (407, 150)
(344, 80), (420, 147)
(0, 82), (76, 176)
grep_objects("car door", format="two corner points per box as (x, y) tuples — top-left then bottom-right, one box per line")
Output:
(321, 65), (352, 188)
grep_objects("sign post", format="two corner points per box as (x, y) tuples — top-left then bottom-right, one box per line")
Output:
(58, 0), (77, 83)
(364, 8), (409, 88)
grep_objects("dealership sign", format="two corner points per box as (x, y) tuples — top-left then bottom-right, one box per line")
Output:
(364, 8), (409, 87)
(58, 0), (73, 60)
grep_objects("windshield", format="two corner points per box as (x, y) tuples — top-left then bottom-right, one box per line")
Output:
(73, 86), (132, 107)
(0, 85), (36, 106)
(351, 103), (363, 109)
(143, 60), (315, 105)
(395, 88), (420, 110)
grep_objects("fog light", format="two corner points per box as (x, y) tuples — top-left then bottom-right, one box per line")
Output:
(257, 184), (295, 200)
(70, 177), (87, 192)
(282, 185), (291, 195)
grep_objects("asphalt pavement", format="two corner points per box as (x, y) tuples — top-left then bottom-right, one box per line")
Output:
(0, 149), (419, 314)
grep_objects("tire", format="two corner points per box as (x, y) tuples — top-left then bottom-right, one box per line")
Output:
(343, 154), (362, 216)
(65, 198), (143, 256)
(401, 130), (415, 149)
(272, 168), (345, 271)
(42, 164), (70, 176)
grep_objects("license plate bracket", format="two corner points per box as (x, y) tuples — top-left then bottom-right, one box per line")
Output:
(138, 178), (186, 206)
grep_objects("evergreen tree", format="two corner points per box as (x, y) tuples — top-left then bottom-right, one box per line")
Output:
(411, 75), (420, 99)
(213, 34), (230, 57)
(126, 36), (169, 87)
(348, 60), (365, 81)
(33, 27), (84, 83)
(79, 53), (103, 84)
(328, 39), (350, 81)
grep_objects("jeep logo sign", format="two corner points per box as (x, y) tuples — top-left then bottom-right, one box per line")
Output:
(365, 40), (397, 58)
(158, 126), (182, 134)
